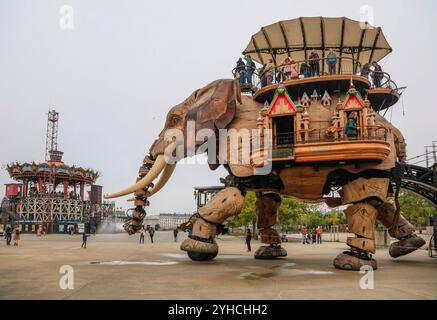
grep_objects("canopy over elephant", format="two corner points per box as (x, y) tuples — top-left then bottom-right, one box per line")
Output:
(106, 78), (425, 270)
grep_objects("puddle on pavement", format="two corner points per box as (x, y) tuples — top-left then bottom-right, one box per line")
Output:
(89, 260), (178, 266)
(239, 262), (334, 280)
(239, 271), (278, 280)
(160, 253), (187, 259)
(280, 269), (334, 276)
(160, 253), (250, 260)
(271, 262), (296, 269)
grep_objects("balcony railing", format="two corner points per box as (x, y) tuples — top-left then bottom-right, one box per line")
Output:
(232, 57), (398, 93)
(267, 126), (388, 147)
(276, 132), (294, 146)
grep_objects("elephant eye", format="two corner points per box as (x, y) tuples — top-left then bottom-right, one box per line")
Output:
(169, 115), (181, 126)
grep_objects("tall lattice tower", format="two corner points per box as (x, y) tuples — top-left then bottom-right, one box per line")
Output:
(45, 110), (64, 162)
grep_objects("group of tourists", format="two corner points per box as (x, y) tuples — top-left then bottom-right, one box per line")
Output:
(243, 225), (323, 251)
(235, 49), (384, 89)
(300, 225), (323, 244)
(139, 225), (156, 244)
(3, 226), (20, 246)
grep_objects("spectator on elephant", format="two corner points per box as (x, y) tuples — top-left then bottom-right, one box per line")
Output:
(236, 58), (246, 85)
(326, 48), (337, 75)
(309, 50), (320, 76)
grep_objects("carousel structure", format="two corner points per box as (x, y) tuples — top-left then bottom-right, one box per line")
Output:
(1, 110), (115, 233)
(105, 17), (436, 270)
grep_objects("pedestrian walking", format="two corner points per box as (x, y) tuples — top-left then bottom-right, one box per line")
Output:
(173, 228), (179, 242)
(316, 225), (323, 244)
(148, 226), (155, 243)
(139, 227), (145, 244)
(245, 228), (252, 252)
(5, 226), (12, 246)
(81, 232), (89, 248)
(300, 226), (308, 244)
(13, 227), (20, 246)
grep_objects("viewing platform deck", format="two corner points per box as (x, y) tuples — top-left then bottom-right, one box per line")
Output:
(234, 57), (403, 111)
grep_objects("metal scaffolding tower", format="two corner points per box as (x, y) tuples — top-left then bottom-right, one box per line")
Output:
(45, 110), (63, 162)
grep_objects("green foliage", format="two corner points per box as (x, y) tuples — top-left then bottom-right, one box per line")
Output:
(399, 190), (434, 226)
(227, 190), (435, 231)
(228, 192), (347, 230)
(227, 192), (257, 228)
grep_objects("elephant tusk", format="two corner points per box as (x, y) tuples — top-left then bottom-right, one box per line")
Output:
(104, 154), (166, 199)
(125, 164), (176, 200)
(148, 163), (176, 196)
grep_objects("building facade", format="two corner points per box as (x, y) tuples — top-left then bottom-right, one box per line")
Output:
(158, 213), (192, 230)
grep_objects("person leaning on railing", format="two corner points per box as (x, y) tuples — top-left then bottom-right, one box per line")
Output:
(300, 61), (311, 78)
(309, 50), (320, 76)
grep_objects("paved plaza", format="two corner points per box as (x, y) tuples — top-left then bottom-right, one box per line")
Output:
(0, 232), (436, 300)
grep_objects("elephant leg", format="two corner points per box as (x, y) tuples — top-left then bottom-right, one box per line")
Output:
(180, 187), (244, 261)
(376, 202), (425, 258)
(333, 177), (390, 270)
(254, 193), (287, 259)
(334, 201), (378, 270)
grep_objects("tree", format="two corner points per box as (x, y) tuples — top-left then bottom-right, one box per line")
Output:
(398, 190), (434, 227)
(227, 192), (257, 231)
(277, 197), (310, 230)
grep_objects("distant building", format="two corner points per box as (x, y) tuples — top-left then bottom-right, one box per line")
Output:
(158, 213), (192, 230)
(144, 215), (160, 229)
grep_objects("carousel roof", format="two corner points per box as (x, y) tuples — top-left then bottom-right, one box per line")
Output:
(243, 17), (392, 69)
(6, 161), (99, 184)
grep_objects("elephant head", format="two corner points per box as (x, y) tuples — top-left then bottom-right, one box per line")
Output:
(105, 79), (241, 199)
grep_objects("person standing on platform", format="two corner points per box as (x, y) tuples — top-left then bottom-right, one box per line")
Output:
(236, 57), (246, 85)
(264, 59), (275, 85)
(309, 50), (320, 76)
(326, 49), (337, 75)
(371, 61), (383, 88)
(244, 55), (255, 86)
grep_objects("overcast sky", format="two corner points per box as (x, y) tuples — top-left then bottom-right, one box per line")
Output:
(1, 0), (436, 214)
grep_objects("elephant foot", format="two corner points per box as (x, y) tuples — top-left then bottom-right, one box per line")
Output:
(180, 237), (218, 261)
(187, 250), (218, 261)
(254, 245), (287, 259)
(389, 235), (425, 258)
(333, 251), (377, 271)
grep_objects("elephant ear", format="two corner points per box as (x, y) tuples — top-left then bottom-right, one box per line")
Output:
(185, 79), (241, 170)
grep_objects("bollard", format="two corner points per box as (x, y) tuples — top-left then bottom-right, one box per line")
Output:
(375, 228), (389, 247)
